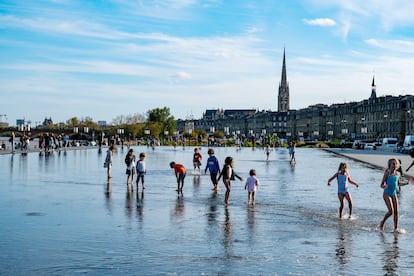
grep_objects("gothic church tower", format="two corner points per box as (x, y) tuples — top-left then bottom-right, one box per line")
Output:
(278, 48), (290, 112)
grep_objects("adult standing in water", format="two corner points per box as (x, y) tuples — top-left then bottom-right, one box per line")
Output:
(104, 145), (115, 179)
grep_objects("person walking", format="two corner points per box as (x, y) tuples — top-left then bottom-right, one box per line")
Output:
(327, 162), (359, 219)
(245, 169), (260, 205)
(193, 148), (203, 173)
(264, 144), (272, 161)
(380, 158), (411, 232)
(204, 148), (221, 191)
(218, 156), (242, 205)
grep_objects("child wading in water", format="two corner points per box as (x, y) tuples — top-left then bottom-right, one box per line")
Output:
(193, 148), (202, 173)
(136, 152), (147, 192)
(170, 161), (187, 194)
(380, 158), (411, 233)
(245, 169), (259, 205)
(328, 162), (359, 219)
(125, 149), (136, 186)
(218, 156), (242, 205)
(205, 148), (221, 191)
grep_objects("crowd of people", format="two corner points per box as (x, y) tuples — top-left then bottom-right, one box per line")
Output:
(102, 144), (414, 233)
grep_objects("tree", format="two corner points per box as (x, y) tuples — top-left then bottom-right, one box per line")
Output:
(147, 107), (172, 123)
(66, 117), (79, 127)
(147, 107), (176, 137)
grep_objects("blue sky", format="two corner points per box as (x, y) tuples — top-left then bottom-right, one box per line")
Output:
(1, 0), (414, 126)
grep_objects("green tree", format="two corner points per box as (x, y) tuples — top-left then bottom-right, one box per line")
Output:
(147, 107), (172, 123)
(146, 107), (176, 137)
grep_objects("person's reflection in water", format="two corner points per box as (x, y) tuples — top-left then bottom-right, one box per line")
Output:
(136, 191), (144, 223)
(247, 206), (257, 246)
(193, 175), (201, 188)
(171, 195), (185, 223)
(206, 192), (219, 242)
(335, 221), (351, 266)
(222, 207), (233, 250)
(381, 232), (400, 275)
(125, 189), (135, 220)
(105, 179), (112, 215)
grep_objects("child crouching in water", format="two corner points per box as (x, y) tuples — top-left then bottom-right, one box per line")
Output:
(245, 169), (259, 205)
(328, 162), (359, 219)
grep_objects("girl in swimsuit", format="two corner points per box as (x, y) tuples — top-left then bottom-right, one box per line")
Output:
(328, 162), (359, 219)
(380, 158), (411, 232)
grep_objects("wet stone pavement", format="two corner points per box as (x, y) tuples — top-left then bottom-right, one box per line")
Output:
(1, 146), (414, 275)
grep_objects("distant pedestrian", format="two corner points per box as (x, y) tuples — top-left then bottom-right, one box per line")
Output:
(104, 145), (115, 179)
(136, 153), (147, 191)
(204, 148), (221, 191)
(327, 162), (359, 219)
(245, 169), (259, 205)
(264, 144), (272, 161)
(125, 149), (136, 186)
(170, 161), (187, 194)
(288, 141), (296, 163)
(218, 156), (243, 205)
(380, 158), (411, 232)
(9, 132), (15, 153)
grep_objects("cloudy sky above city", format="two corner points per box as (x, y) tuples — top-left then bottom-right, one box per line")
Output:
(1, 0), (414, 126)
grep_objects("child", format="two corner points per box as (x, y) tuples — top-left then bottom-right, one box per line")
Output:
(125, 149), (136, 186)
(136, 152), (147, 191)
(218, 156), (242, 205)
(380, 158), (411, 232)
(204, 148), (221, 191)
(193, 148), (202, 173)
(170, 161), (187, 194)
(264, 144), (272, 161)
(245, 169), (259, 205)
(328, 162), (359, 219)
(103, 145), (115, 179)
(288, 142), (296, 163)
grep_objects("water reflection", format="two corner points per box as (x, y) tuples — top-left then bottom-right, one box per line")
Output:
(222, 207), (232, 250)
(136, 191), (144, 223)
(171, 195), (185, 223)
(125, 190), (135, 220)
(247, 207), (257, 246)
(105, 179), (112, 215)
(381, 233), (400, 275)
(335, 221), (352, 265)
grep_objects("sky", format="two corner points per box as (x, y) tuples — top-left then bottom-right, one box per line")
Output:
(1, 0), (414, 126)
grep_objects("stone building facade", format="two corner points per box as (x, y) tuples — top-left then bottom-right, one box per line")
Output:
(177, 52), (413, 144)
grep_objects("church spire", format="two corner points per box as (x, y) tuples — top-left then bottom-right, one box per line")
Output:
(370, 74), (377, 101)
(281, 47), (287, 84)
(278, 47), (290, 112)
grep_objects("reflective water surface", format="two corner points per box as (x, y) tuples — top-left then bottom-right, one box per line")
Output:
(1, 146), (414, 275)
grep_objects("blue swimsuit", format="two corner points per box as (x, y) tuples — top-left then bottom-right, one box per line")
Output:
(384, 174), (399, 197)
(337, 173), (349, 195)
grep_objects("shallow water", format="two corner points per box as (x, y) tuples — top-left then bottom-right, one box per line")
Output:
(1, 146), (414, 275)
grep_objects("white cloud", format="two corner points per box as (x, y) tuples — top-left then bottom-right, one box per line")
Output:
(303, 18), (336, 27)
(365, 38), (414, 54)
